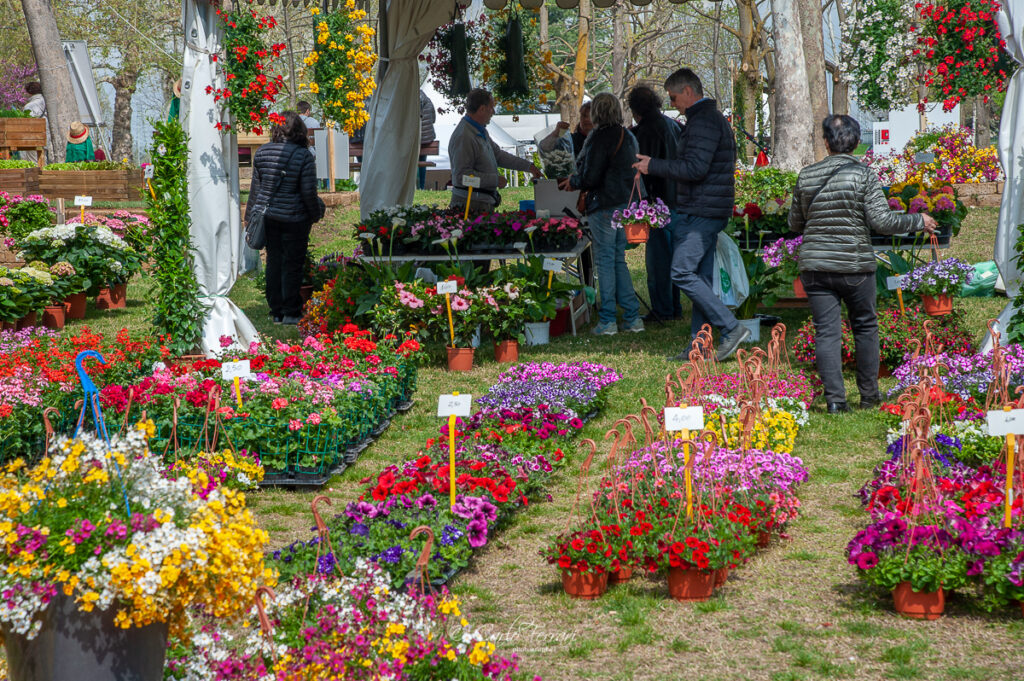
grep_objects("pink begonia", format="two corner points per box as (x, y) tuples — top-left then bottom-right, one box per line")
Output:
(288, 419), (302, 431)
(271, 397), (289, 410)
(219, 334), (234, 348)
(306, 412), (322, 425)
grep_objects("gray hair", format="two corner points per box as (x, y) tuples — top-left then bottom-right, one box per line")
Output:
(589, 93), (623, 128)
(465, 88), (493, 114)
(664, 68), (703, 97)
(822, 114), (860, 154)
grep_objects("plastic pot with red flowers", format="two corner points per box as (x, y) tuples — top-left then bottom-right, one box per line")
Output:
(543, 528), (618, 599)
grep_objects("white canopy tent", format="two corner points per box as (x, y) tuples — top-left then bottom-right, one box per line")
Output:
(181, 0), (258, 355)
(986, 0), (1024, 349)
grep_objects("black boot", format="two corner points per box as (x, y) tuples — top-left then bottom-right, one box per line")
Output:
(827, 401), (851, 414)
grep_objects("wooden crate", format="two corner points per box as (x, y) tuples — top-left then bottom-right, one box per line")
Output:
(0, 167), (40, 195)
(0, 118), (46, 150)
(38, 169), (143, 201)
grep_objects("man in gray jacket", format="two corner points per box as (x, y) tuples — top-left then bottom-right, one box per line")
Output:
(449, 88), (540, 211)
(790, 114), (936, 414)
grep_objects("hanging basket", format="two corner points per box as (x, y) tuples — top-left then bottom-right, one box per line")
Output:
(891, 582), (944, 620)
(561, 568), (608, 599)
(666, 567), (715, 602)
(921, 294), (953, 316)
(622, 222), (650, 244)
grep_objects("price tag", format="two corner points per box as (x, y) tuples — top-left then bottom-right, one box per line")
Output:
(988, 410), (1024, 437)
(536, 209), (551, 219)
(437, 394), (472, 417)
(144, 165), (155, 179)
(664, 406), (705, 432)
(359, 232), (376, 240)
(436, 280), (458, 295)
(513, 241), (528, 251)
(542, 258), (563, 273)
(886, 275), (907, 291)
(221, 360), (251, 380)
(73, 195), (92, 207)
(462, 175), (481, 188)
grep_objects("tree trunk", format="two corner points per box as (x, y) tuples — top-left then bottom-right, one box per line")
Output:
(768, 0), (813, 170)
(975, 96), (991, 147)
(611, 1), (626, 111)
(735, 0), (760, 160)
(568, 0), (592, 129)
(20, 0), (78, 163)
(108, 70), (138, 162)
(797, 0), (828, 160)
(829, 0), (850, 115)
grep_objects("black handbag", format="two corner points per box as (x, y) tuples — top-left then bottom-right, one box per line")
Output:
(245, 145), (303, 250)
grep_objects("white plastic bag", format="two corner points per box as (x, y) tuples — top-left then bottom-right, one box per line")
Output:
(713, 233), (749, 308)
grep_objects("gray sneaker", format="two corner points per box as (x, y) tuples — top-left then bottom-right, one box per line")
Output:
(622, 318), (645, 333)
(715, 325), (751, 362)
(591, 321), (618, 336)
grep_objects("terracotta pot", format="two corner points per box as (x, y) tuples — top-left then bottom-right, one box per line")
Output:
(561, 568), (608, 599)
(922, 294), (953, 316)
(300, 285), (314, 304)
(878, 364), (893, 378)
(42, 305), (65, 330)
(95, 284), (126, 310)
(622, 222), (650, 244)
(64, 293), (87, 320)
(15, 311), (37, 330)
(493, 340), (519, 363)
(892, 582), (944, 620)
(714, 567), (729, 587)
(757, 530), (771, 548)
(792, 278), (807, 298)
(446, 346), (474, 372)
(667, 567), (715, 602)
(609, 565), (633, 584)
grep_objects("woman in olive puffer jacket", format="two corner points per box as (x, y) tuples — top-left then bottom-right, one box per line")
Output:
(789, 114), (937, 414)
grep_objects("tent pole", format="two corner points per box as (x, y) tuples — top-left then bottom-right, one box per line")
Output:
(377, 0), (389, 83)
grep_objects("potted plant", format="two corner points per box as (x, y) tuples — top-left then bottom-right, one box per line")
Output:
(903, 257), (975, 316)
(543, 527), (617, 599)
(48, 261), (87, 321)
(612, 197), (671, 245)
(652, 521), (717, 602)
(762, 235), (804, 298)
(425, 284), (480, 371)
(0, 425), (269, 679)
(23, 260), (68, 329)
(479, 280), (527, 363)
(16, 222), (135, 299)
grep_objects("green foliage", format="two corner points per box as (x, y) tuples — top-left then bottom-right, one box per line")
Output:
(43, 161), (132, 171)
(0, 195), (51, 240)
(334, 178), (358, 192)
(146, 120), (207, 355)
(734, 167), (798, 206)
(0, 109), (30, 118)
(0, 159), (33, 168)
(862, 546), (969, 592)
(1009, 223), (1024, 343)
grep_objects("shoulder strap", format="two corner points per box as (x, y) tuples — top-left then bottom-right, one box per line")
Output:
(613, 127), (625, 157)
(807, 160), (858, 211)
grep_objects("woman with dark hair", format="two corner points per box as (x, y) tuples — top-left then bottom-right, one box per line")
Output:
(246, 111), (321, 325)
(628, 85), (682, 322)
(790, 114), (937, 413)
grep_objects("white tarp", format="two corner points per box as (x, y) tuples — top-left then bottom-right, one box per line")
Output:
(985, 0), (1024, 349)
(359, 0), (463, 218)
(181, 0), (258, 355)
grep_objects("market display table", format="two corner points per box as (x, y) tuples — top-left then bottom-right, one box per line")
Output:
(357, 238), (594, 336)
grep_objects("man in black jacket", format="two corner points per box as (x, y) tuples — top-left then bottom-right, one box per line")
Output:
(634, 68), (749, 361)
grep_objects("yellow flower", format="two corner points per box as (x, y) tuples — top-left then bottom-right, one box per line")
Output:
(309, 6), (319, 14)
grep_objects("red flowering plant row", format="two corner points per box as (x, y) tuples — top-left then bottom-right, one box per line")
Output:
(848, 353), (1024, 614)
(95, 327), (422, 478)
(269, 361), (619, 589)
(0, 326), (165, 461)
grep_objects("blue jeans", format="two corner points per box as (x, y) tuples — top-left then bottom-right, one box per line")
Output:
(667, 211), (738, 337)
(589, 207), (640, 326)
(646, 225), (681, 318)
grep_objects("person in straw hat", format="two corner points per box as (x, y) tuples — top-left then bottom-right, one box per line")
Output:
(65, 122), (95, 162)
(167, 79), (181, 122)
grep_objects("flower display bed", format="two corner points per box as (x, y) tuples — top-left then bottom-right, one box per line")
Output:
(270, 361), (619, 588)
(38, 169), (143, 202)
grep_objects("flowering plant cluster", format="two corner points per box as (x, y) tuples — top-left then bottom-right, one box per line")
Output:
(903, 257), (975, 297)
(422, 19), (484, 114)
(687, 370), (821, 411)
(300, 2), (377, 136)
(913, 0), (1008, 111)
(865, 125), (1003, 186)
(97, 329), (421, 476)
(166, 561), (522, 680)
(611, 198), (671, 231)
(0, 424), (271, 639)
(209, 0), (286, 134)
(0, 191), (51, 243)
(794, 304), (975, 369)
(729, 198), (792, 239)
(0, 327), (163, 459)
(887, 344), (1024, 400)
(74, 210), (152, 256)
(270, 361), (617, 588)
(884, 181), (967, 235)
(840, 0), (919, 110)
(761, 236), (802, 278)
(17, 221), (142, 292)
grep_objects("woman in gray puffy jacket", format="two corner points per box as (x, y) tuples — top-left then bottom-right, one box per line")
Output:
(789, 114), (936, 414)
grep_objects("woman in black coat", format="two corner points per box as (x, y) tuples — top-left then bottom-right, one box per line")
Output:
(246, 112), (321, 325)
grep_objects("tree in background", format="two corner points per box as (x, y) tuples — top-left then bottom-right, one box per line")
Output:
(20, 0), (78, 162)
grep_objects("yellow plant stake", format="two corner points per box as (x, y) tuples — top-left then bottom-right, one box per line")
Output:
(234, 376), (243, 409)
(462, 174), (480, 221)
(147, 179), (157, 201)
(1007, 406), (1016, 528)
(682, 428), (693, 521)
(437, 280), (458, 346)
(449, 393), (460, 510)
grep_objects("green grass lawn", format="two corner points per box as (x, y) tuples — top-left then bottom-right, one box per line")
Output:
(76, 200), (1017, 680)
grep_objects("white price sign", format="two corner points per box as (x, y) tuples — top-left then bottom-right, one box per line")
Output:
(536, 209), (551, 219)
(221, 360), (252, 381)
(513, 241), (528, 251)
(144, 165), (155, 179)
(886, 275), (908, 291)
(436, 280), (459, 295)
(988, 409), (1024, 437)
(437, 394), (472, 417)
(542, 258), (563, 273)
(462, 174), (481, 189)
(73, 195), (92, 207)
(664, 406), (705, 432)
